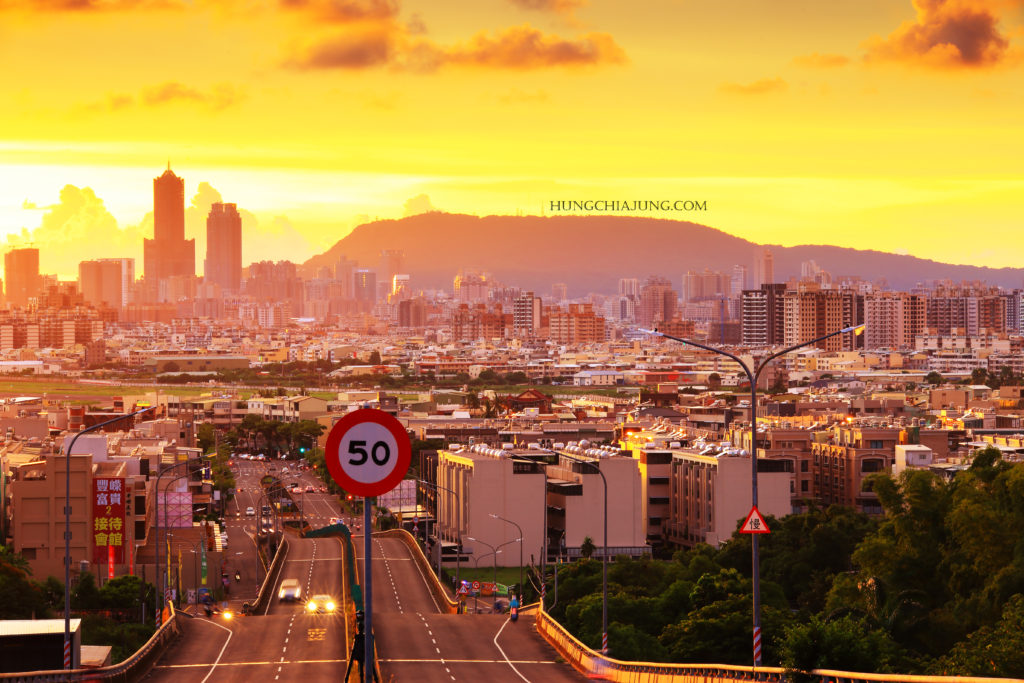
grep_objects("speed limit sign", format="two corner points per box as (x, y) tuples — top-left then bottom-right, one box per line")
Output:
(324, 409), (411, 498)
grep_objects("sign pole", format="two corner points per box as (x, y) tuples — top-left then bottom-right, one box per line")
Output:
(363, 497), (373, 683)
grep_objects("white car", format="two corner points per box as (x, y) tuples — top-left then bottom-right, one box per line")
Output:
(245, 506), (255, 516)
(279, 579), (302, 602)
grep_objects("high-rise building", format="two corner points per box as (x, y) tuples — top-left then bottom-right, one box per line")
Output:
(863, 292), (926, 350)
(204, 202), (242, 292)
(782, 289), (860, 351)
(353, 269), (377, 303)
(79, 258), (134, 309)
(756, 248), (775, 287)
(926, 288), (1006, 336)
(618, 278), (639, 299)
(513, 291), (542, 338)
(637, 276), (677, 328)
(143, 167), (196, 296)
(741, 283), (786, 347)
(378, 250), (404, 289)
(683, 269), (728, 303)
(552, 282), (568, 302)
(730, 265), (748, 297)
(4, 248), (41, 308)
(335, 256), (357, 299)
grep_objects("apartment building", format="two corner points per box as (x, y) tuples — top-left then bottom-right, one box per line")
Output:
(435, 446), (546, 568)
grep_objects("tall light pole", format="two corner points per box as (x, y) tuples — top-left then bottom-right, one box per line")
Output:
(641, 323), (863, 666)
(469, 548), (500, 612)
(413, 478), (461, 590)
(64, 406), (153, 670)
(156, 467), (195, 620)
(555, 451), (608, 654)
(489, 513), (523, 599)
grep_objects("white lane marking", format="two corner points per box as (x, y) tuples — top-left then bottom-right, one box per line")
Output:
(493, 618), (531, 683)
(198, 617), (234, 683)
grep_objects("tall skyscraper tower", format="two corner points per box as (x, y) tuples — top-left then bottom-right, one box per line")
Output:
(79, 258), (134, 309)
(353, 269), (377, 302)
(143, 166), (195, 294)
(205, 202), (242, 292)
(4, 247), (41, 308)
(757, 248), (775, 286)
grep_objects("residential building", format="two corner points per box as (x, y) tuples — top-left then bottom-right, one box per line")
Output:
(205, 202), (242, 292)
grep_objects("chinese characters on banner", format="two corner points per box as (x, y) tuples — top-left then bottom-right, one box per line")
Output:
(92, 477), (126, 565)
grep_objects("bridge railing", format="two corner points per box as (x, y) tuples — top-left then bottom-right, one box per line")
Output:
(251, 537), (289, 614)
(0, 601), (180, 683)
(377, 528), (460, 613)
(535, 605), (1013, 683)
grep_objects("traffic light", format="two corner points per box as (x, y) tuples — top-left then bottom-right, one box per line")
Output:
(347, 494), (353, 501)
(299, 447), (307, 454)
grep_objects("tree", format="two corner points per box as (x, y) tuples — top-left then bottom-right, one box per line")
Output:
(0, 545), (49, 619)
(925, 371), (943, 385)
(780, 614), (904, 683)
(580, 536), (596, 559)
(970, 367), (988, 385)
(196, 423), (216, 454)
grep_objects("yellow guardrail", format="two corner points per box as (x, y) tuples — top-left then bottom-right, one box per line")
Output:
(377, 529), (460, 613)
(534, 605), (1018, 683)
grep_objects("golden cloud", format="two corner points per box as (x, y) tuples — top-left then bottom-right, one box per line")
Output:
(279, 0), (399, 22)
(507, 0), (587, 16)
(863, 0), (1021, 68)
(289, 22), (625, 71)
(141, 82), (245, 110)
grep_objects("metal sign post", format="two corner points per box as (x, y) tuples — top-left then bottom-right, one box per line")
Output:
(324, 409), (411, 683)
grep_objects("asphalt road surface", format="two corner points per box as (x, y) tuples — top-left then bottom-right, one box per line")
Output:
(356, 534), (584, 682)
(147, 456), (352, 682)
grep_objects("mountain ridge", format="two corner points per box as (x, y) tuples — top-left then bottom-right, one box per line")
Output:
(302, 213), (1024, 294)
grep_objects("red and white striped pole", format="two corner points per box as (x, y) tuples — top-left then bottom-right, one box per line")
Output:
(601, 631), (608, 654)
(64, 639), (71, 669)
(753, 626), (762, 666)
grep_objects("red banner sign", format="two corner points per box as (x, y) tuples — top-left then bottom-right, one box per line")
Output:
(93, 477), (126, 565)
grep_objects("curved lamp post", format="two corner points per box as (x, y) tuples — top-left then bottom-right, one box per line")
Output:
(555, 451), (608, 654)
(640, 323), (863, 666)
(63, 406), (153, 669)
(489, 513), (523, 599)
(415, 477), (461, 591)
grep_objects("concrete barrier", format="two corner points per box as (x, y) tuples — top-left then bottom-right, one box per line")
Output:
(377, 529), (459, 613)
(535, 605), (1013, 683)
(252, 538), (289, 614)
(0, 601), (180, 683)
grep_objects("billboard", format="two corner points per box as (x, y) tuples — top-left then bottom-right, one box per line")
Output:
(92, 477), (126, 565)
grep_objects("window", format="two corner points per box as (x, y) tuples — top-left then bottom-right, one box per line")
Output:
(801, 460), (809, 472)
(801, 480), (809, 492)
(870, 440), (884, 449)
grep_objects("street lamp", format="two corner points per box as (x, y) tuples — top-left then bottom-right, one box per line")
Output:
(468, 548), (501, 612)
(640, 323), (864, 666)
(556, 451), (608, 654)
(415, 477), (462, 592)
(63, 406), (153, 670)
(489, 513), (523, 600)
(155, 466), (196, 621)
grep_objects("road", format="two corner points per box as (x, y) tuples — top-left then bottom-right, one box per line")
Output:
(357, 534), (584, 682)
(147, 456), (353, 682)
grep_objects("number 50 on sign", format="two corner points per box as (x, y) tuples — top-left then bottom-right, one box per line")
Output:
(324, 409), (411, 498)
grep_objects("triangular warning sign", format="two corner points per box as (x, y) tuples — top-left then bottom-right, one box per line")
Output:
(740, 506), (770, 534)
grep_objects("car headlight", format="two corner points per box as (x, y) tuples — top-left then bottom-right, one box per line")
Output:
(325, 601), (336, 612)
(306, 601), (317, 612)
(279, 590), (285, 598)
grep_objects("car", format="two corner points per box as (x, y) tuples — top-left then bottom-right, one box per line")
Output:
(305, 593), (337, 613)
(329, 517), (342, 526)
(279, 579), (302, 602)
(245, 506), (255, 516)
(305, 485), (315, 493)
(219, 532), (229, 547)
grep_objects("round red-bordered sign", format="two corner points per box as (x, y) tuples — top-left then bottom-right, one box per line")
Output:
(324, 409), (411, 498)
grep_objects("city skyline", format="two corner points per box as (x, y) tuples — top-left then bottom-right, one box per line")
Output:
(1, 0), (1022, 276)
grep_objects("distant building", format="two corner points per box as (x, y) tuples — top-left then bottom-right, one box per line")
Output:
(143, 167), (195, 295)
(741, 283), (786, 346)
(79, 258), (134, 309)
(204, 202), (242, 292)
(637, 276), (677, 328)
(353, 269), (376, 303)
(4, 247), (41, 308)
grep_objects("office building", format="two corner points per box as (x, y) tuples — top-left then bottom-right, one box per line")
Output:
(204, 202), (242, 292)
(4, 248), (41, 308)
(79, 258), (134, 309)
(143, 167), (196, 295)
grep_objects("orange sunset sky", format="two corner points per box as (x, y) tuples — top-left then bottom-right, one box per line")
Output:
(1, 0), (1023, 279)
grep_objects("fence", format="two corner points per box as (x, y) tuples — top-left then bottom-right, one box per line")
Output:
(0, 601), (180, 683)
(534, 605), (1017, 683)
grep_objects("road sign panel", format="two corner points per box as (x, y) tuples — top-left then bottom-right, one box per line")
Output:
(740, 506), (770, 534)
(471, 580), (481, 590)
(324, 409), (411, 498)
